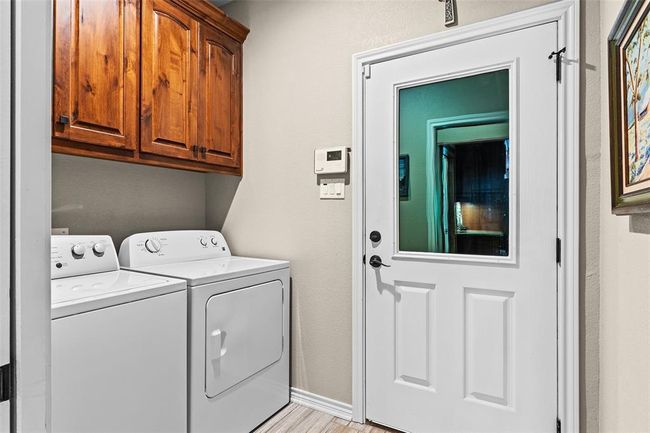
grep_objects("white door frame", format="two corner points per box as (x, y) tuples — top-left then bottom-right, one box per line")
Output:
(0, 1), (11, 430)
(11, 0), (53, 431)
(351, 1), (580, 431)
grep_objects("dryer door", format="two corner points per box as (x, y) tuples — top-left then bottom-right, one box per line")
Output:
(205, 280), (284, 398)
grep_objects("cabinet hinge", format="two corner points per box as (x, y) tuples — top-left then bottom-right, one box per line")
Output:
(363, 64), (371, 79)
(556, 418), (561, 433)
(556, 238), (562, 265)
(0, 363), (12, 402)
(548, 47), (566, 82)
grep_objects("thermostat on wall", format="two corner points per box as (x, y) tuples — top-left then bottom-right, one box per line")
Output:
(314, 146), (348, 174)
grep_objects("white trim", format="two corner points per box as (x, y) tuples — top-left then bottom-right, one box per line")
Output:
(351, 1), (580, 431)
(13, 0), (52, 431)
(351, 44), (366, 424)
(0, 1), (11, 430)
(290, 387), (353, 421)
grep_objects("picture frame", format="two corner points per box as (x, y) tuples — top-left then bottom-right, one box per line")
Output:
(399, 155), (410, 198)
(608, 0), (650, 214)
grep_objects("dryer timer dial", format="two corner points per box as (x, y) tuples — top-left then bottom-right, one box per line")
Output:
(145, 239), (161, 254)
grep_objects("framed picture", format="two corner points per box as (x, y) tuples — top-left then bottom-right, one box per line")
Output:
(399, 155), (409, 198)
(609, 0), (650, 214)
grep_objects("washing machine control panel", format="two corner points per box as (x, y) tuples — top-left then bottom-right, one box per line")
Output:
(51, 235), (119, 279)
(119, 230), (231, 268)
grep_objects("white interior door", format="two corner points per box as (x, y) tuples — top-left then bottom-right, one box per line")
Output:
(0, 0), (11, 431)
(365, 22), (558, 433)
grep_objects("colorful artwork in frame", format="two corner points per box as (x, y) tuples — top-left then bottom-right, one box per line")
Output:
(609, 0), (650, 213)
(399, 155), (409, 199)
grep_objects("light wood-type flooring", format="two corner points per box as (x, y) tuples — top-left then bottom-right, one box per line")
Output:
(254, 403), (395, 433)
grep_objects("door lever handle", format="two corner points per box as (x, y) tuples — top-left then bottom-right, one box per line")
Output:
(368, 255), (390, 268)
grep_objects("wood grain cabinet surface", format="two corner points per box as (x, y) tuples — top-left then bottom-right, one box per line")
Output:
(52, 0), (249, 175)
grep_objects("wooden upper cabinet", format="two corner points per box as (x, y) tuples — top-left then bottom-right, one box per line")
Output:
(140, 0), (198, 161)
(53, 0), (249, 174)
(197, 24), (242, 168)
(53, 0), (139, 150)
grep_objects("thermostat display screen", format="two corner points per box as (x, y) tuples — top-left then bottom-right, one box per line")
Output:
(327, 151), (342, 161)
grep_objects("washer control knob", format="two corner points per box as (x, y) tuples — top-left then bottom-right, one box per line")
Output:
(71, 244), (85, 258)
(92, 243), (106, 256)
(210, 237), (218, 246)
(145, 239), (161, 254)
(200, 238), (208, 247)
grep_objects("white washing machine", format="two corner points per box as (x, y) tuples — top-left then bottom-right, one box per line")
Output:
(119, 230), (290, 433)
(51, 235), (188, 433)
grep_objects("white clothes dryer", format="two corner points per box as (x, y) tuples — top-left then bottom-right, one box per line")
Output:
(51, 235), (188, 433)
(119, 230), (290, 433)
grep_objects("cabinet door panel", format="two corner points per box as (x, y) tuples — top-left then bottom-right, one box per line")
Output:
(53, 0), (138, 149)
(198, 24), (242, 168)
(141, 0), (198, 161)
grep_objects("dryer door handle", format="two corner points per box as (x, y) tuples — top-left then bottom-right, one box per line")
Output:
(210, 329), (227, 360)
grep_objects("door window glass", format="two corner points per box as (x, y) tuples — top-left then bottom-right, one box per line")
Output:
(398, 70), (510, 257)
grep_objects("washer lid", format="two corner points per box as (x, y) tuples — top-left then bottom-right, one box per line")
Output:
(124, 256), (289, 286)
(51, 270), (187, 319)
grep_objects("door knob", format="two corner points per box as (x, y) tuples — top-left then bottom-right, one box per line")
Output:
(369, 231), (381, 243)
(368, 255), (390, 268)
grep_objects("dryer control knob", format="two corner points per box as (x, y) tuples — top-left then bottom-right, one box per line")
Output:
(145, 239), (161, 254)
(71, 244), (85, 258)
(200, 238), (208, 247)
(210, 237), (218, 246)
(92, 243), (106, 256)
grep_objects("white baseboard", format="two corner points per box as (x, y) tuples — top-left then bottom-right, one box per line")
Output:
(290, 387), (353, 421)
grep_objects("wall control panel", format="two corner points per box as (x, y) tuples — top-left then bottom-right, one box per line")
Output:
(119, 230), (231, 268)
(51, 235), (119, 279)
(314, 146), (348, 174)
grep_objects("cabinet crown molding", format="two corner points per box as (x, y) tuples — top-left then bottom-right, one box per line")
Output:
(172, 0), (250, 43)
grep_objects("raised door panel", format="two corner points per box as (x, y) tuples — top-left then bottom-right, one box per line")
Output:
(53, 0), (138, 150)
(141, 0), (198, 161)
(198, 24), (242, 169)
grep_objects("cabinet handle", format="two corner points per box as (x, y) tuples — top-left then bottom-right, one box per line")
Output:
(192, 145), (199, 155)
(200, 147), (207, 157)
(57, 115), (70, 125)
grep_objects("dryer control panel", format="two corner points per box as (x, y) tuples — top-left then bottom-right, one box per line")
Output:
(119, 230), (231, 268)
(51, 235), (119, 279)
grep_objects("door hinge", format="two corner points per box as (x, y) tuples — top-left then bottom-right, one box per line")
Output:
(556, 238), (562, 265)
(556, 418), (562, 433)
(0, 363), (12, 402)
(363, 64), (371, 79)
(548, 47), (566, 83)
(362, 254), (366, 265)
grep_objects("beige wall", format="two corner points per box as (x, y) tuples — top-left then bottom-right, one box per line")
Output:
(599, 1), (650, 432)
(52, 154), (207, 247)
(582, 1), (601, 432)
(212, 0), (567, 406)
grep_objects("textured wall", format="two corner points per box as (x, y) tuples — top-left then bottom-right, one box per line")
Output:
(52, 154), (207, 247)
(599, 1), (650, 432)
(211, 0), (556, 405)
(581, 1), (601, 432)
